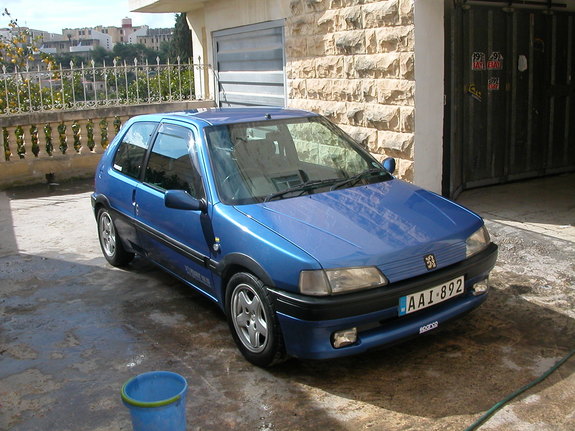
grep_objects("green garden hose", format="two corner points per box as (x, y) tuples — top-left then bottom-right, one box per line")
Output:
(465, 347), (575, 431)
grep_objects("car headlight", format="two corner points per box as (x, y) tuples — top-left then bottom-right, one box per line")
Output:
(299, 267), (388, 296)
(466, 226), (490, 257)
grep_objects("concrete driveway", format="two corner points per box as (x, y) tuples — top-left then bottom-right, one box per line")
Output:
(1, 175), (574, 431)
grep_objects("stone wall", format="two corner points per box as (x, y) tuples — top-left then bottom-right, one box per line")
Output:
(285, 0), (415, 181)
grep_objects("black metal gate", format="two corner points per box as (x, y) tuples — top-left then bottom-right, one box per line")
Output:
(446, 1), (575, 196)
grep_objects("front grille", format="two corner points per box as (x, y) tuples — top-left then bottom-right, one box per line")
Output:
(378, 241), (466, 283)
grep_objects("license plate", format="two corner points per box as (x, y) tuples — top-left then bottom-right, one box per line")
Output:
(399, 276), (465, 316)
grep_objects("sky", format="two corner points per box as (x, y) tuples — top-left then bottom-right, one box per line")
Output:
(1, 0), (176, 34)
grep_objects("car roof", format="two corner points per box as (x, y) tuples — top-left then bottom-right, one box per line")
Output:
(132, 107), (319, 127)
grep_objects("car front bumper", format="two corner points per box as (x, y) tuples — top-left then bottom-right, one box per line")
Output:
(268, 242), (498, 359)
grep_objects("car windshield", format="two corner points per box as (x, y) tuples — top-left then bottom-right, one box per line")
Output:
(205, 116), (392, 205)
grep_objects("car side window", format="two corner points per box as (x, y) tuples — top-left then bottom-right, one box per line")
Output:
(144, 124), (205, 199)
(113, 122), (157, 178)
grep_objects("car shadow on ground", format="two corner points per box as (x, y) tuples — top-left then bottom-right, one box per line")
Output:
(270, 278), (575, 420)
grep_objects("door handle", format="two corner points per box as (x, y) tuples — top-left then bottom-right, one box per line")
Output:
(132, 189), (139, 215)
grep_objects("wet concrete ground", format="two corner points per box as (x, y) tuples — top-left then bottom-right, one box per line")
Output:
(1, 174), (574, 430)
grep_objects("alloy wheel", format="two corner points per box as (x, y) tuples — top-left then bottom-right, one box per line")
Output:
(230, 283), (269, 353)
(99, 211), (116, 258)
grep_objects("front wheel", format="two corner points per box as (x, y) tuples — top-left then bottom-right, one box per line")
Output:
(225, 272), (286, 367)
(97, 208), (134, 267)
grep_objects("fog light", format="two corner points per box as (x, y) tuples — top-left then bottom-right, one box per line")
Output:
(472, 279), (489, 296)
(332, 328), (357, 348)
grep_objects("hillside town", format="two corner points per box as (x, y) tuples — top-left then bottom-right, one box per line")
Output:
(0, 17), (172, 56)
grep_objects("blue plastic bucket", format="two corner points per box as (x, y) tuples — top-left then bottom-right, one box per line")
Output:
(121, 371), (188, 431)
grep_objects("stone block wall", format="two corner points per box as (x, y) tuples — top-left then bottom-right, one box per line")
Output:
(285, 0), (415, 181)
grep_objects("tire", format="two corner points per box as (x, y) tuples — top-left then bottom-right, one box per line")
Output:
(97, 208), (134, 267)
(225, 272), (287, 367)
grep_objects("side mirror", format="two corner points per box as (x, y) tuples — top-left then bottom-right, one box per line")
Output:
(165, 190), (207, 212)
(382, 157), (396, 174)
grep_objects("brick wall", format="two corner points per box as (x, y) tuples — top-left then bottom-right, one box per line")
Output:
(285, 0), (415, 181)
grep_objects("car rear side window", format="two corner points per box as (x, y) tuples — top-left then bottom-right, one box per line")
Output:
(144, 124), (205, 199)
(113, 122), (157, 178)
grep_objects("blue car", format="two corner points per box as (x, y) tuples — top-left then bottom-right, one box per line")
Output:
(92, 108), (497, 367)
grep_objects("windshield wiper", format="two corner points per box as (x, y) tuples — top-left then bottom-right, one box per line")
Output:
(330, 168), (387, 191)
(264, 178), (338, 202)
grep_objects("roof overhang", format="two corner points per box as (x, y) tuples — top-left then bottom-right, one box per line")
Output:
(129, 0), (207, 13)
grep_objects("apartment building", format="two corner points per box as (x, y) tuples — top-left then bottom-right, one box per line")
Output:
(135, 28), (173, 51)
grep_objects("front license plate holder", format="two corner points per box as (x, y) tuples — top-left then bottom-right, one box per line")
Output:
(398, 276), (465, 316)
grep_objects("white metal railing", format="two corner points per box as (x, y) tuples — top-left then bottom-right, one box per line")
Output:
(1, 58), (212, 116)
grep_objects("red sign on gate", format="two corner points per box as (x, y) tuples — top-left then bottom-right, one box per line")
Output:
(487, 52), (504, 70)
(488, 77), (500, 91)
(472, 52), (486, 71)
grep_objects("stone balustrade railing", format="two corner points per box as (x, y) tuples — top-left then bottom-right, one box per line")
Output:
(0, 100), (215, 189)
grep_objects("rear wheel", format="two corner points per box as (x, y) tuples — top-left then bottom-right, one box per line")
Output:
(97, 208), (134, 267)
(226, 272), (286, 367)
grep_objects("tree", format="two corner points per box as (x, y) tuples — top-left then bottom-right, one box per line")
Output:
(169, 13), (192, 62)
(0, 8), (54, 71)
(90, 46), (113, 65)
(52, 52), (86, 67)
(112, 43), (159, 64)
(158, 41), (170, 63)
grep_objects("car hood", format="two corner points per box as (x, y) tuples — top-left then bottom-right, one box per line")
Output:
(234, 180), (483, 281)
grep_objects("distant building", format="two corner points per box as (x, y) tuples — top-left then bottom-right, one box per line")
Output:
(64, 18), (147, 48)
(135, 28), (173, 51)
(69, 39), (103, 53)
(3, 18), (174, 57)
(128, 26), (148, 45)
(60, 18), (171, 52)
(40, 37), (103, 55)
(62, 27), (114, 51)
(39, 39), (72, 55)
(0, 26), (61, 61)
(0, 26), (60, 47)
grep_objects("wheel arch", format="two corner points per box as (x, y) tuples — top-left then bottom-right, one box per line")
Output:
(216, 254), (276, 306)
(92, 193), (111, 219)
(93, 194), (137, 256)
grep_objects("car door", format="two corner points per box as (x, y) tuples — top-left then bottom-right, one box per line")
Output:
(134, 121), (215, 296)
(104, 121), (158, 250)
